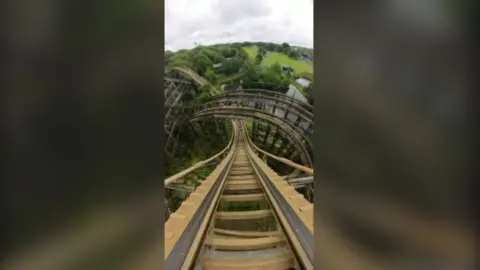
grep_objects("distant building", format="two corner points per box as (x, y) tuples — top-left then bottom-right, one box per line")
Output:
(296, 78), (311, 88)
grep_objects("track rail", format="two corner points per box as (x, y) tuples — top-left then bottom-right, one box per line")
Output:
(198, 93), (313, 135)
(193, 107), (312, 149)
(219, 89), (313, 113)
(166, 66), (217, 95)
(165, 121), (235, 186)
(243, 122), (313, 175)
(165, 121), (313, 270)
(164, 122), (238, 264)
(190, 107), (313, 167)
(166, 66), (210, 87)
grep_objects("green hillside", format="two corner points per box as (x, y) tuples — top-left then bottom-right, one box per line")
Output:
(243, 45), (312, 76)
(262, 52), (312, 75)
(165, 41), (313, 101)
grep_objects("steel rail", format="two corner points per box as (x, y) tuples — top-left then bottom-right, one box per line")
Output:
(165, 121), (385, 270)
(244, 128), (314, 269)
(191, 113), (312, 168)
(287, 176), (314, 184)
(173, 122), (314, 269)
(190, 107), (313, 167)
(164, 122), (239, 266)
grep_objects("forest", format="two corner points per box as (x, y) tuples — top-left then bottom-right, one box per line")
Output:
(165, 41), (313, 104)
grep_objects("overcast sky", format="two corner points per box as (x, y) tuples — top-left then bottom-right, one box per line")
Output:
(165, 0), (313, 51)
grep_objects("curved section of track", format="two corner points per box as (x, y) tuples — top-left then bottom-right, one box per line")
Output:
(166, 66), (217, 95)
(242, 122), (313, 175)
(166, 66), (210, 86)
(220, 89), (313, 113)
(190, 107), (313, 168)
(205, 90), (313, 135)
(198, 99), (313, 137)
(192, 107), (311, 148)
(164, 121), (313, 270)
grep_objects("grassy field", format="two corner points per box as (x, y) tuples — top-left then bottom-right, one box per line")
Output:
(262, 52), (313, 75)
(244, 46), (258, 59)
(243, 45), (313, 76)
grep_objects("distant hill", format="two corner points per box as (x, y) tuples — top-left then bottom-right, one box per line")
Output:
(165, 41), (313, 103)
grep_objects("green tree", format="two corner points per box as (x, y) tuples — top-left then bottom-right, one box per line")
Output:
(199, 47), (223, 63)
(220, 47), (236, 58)
(264, 42), (276, 51)
(270, 63), (283, 74)
(261, 67), (282, 84)
(288, 50), (300, 59)
(204, 68), (217, 84)
(193, 52), (212, 76)
(255, 53), (263, 63)
(258, 47), (267, 56)
(281, 42), (293, 55)
(303, 83), (313, 105)
(244, 65), (261, 84)
(237, 48), (249, 60)
(220, 56), (243, 75)
(165, 50), (174, 65)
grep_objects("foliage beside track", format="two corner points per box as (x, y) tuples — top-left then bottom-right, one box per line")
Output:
(166, 41), (313, 96)
(164, 41), (314, 179)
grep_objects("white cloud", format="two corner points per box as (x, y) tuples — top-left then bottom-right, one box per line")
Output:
(165, 0), (313, 51)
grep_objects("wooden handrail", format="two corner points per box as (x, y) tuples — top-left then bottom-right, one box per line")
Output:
(242, 122), (313, 175)
(164, 121), (237, 185)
